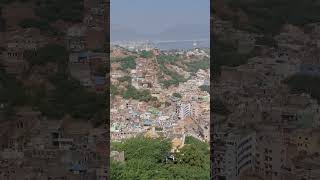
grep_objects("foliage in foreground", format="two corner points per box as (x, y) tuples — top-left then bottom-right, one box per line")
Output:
(110, 136), (210, 180)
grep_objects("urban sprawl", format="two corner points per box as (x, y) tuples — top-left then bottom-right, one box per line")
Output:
(110, 43), (210, 153)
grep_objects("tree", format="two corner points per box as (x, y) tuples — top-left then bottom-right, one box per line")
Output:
(199, 85), (209, 93)
(110, 136), (210, 180)
(110, 161), (125, 180)
(172, 93), (182, 98)
(139, 50), (153, 58)
(120, 56), (136, 69)
(122, 85), (155, 102)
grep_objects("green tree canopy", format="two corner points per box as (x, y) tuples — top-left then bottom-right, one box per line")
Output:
(172, 93), (182, 98)
(139, 50), (154, 58)
(120, 56), (136, 69)
(110, 136), (210, 180)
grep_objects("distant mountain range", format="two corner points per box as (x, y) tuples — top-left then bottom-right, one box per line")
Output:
(111, 24), (209, 41)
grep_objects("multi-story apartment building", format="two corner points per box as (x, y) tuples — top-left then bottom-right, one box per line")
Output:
(178, 102), (199, 120)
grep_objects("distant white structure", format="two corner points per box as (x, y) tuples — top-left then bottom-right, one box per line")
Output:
(179, 102), (199, 120)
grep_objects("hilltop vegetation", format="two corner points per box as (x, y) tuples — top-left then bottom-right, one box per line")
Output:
(139, 50), (153, 58)
(112, 56), (137, 70)
(123, 85), (156, 102)
(156, 55), (188, 88)
(186, 58), (210, 73)
(120, 56), (136, 70)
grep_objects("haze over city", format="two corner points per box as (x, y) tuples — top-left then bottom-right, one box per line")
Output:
(111, 0), (210, 41)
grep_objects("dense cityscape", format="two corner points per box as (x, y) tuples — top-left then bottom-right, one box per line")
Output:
(110, 43), (210, 179)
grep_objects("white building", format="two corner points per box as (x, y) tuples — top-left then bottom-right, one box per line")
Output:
(178, 102), (199, 120)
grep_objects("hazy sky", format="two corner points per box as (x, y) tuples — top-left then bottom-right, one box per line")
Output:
(111, 0), (210, 34)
